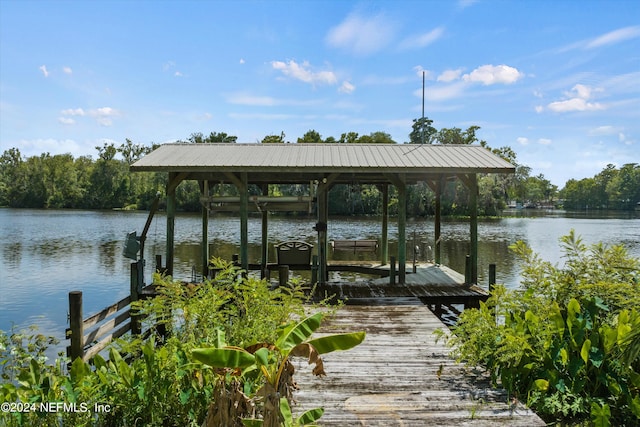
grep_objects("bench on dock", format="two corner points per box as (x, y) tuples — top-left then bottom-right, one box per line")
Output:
(330, 239), (378, 255)
(275, 240), (313, 267)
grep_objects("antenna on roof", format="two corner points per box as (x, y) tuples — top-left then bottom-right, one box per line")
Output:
(421, 70), (425, 145)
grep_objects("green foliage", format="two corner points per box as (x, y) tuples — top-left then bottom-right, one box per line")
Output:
(193, 310), (364, 426)
(0, 258), (345, 426)
(561, 163), (639, 210)
(445, 232), (640, 425)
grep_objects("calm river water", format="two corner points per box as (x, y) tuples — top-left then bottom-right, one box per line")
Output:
(1, 208), (638, 354)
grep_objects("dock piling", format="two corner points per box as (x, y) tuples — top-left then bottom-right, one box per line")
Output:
(68, 291), (84, 361)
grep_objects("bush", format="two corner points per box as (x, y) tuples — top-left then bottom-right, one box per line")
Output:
(442, 231), (640, 426)
(0, 258), (339, 426)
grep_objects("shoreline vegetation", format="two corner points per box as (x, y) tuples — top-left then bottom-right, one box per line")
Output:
(1, 125), (638, 216)
(1, 234), (638, 426)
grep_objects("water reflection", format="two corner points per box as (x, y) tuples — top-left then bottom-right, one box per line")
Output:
(1, 208), (638, 356)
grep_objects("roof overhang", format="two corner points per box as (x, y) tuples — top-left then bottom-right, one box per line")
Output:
(131, 143), (515, 185)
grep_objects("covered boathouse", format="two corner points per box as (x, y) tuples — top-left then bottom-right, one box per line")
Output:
(130, 142), (515, 290)
(129, 143), (548, 425)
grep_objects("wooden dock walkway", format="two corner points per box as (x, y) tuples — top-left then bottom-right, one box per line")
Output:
(313, 263), (489, 309)
(293, 297), (545, 426)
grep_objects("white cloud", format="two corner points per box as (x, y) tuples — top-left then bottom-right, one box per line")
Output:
(271, 60), (337, 85)
(338, 81), (355, 94)
(535, 105), (544, 113)
(437, 68), (463, 83)
(421, 81), (468, 101)
(39, 65), (49, 77)
(538, 138), (552, 145)
(239, 58), (245, 64)
(462, 64), (523, 85)
(586, 25), (640, 49)
(517, 137), (529, 145)
(588, 125), (616, 136)
(326, 12), (396, 55)
(58, 117), (75, 125)
(546, 84), (604, 113)
(399, 27), (444, 50)
(174, 71), (183, 77)
(63, 66), (72, 75)
(227, 92), (321, 107)
(59, 106), (119, 126)
(61, 108), (86, 116)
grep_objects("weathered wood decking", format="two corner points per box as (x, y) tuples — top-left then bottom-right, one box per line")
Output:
(313, 263), (489, 308)
(293, 297), (545, 426)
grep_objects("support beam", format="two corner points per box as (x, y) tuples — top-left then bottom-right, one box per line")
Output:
(239, 172), (249, 271)
(397, 175), (407, 284)
(458, 173), (478, 284)
(166, 172), (179, 277)
(384, 173), (406, 284)
(201, 180), (209, 278)
(380, 184), (389, 265)
(261, 184), (269, 276)
(433, 177), (443, 265)
(316, 182), (328, 284)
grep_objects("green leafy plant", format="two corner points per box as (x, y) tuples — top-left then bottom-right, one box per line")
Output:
(443, 232), (640, 425)
(192, 311), (365, 426)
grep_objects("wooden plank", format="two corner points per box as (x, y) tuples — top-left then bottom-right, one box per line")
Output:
(83, 309), (130, 346)
(292, 298), (544, 426)
(82, 295), (131, 329)
(82, 321), (131, 362)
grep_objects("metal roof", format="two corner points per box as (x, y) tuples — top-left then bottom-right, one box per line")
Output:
(131, 143), (514, 184)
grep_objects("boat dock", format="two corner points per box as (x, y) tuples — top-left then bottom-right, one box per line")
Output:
(293, 297), (545, 426)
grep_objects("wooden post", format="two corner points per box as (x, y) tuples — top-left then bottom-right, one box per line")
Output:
(311, 255), (318, 284)
(278, 265), (289, 288)
(240, 172), (249, 271)
(201, 180), (210, 278)
(130, 262), (142, 335)
(389, 256), (396, 285)
(317, 183), (328, 285)
(434, 176), (442, 265)
(397, 176), (407, 284)
(469, 174), (478, 284)
(68, 291), (84, 361)
(465, 255), (471, 285)
(261, 184), (269, 277)
(166, 173), (177, 277)
(381, 184), (389, 265)
(489, 263), (496, 293)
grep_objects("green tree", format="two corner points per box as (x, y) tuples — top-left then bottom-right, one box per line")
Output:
(261, 132), (287, 144)
(339, 132), (359, 144)
(409, 117), (437, 144)
(297, 129), (323, 144)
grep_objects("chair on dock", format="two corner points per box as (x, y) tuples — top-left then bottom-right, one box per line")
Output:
(275, 240), (314, 268)
(330, 239), (378, 255)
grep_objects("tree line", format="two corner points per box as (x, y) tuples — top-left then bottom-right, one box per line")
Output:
(1, 119), (638, 214)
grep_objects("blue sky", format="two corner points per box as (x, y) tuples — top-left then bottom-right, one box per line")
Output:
(1, 0), (638, 187)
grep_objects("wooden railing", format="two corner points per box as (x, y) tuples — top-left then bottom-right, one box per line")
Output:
(66, 262), (144, 362)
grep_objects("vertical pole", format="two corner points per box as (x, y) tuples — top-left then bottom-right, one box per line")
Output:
(68, 291), (83, 361)
(465, 254), (471, 285)
(397, 175), (407, 284)
(130, 262), (142, 335)
(201, 181), (209, 278)
(489, 263), (496, 293)
(261, 184), (269, 278)
(434, 176), (442, 265)
(239, 172), (249, 271)
(381, 184), (389, 265)
(278, 265), (289, 288)
(389, 256), (396, 285)
(311, 255), (318, 285)
(469, 174), (478, 284)
(317, 182), (328, 284)
(166, 172), (177, 277)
